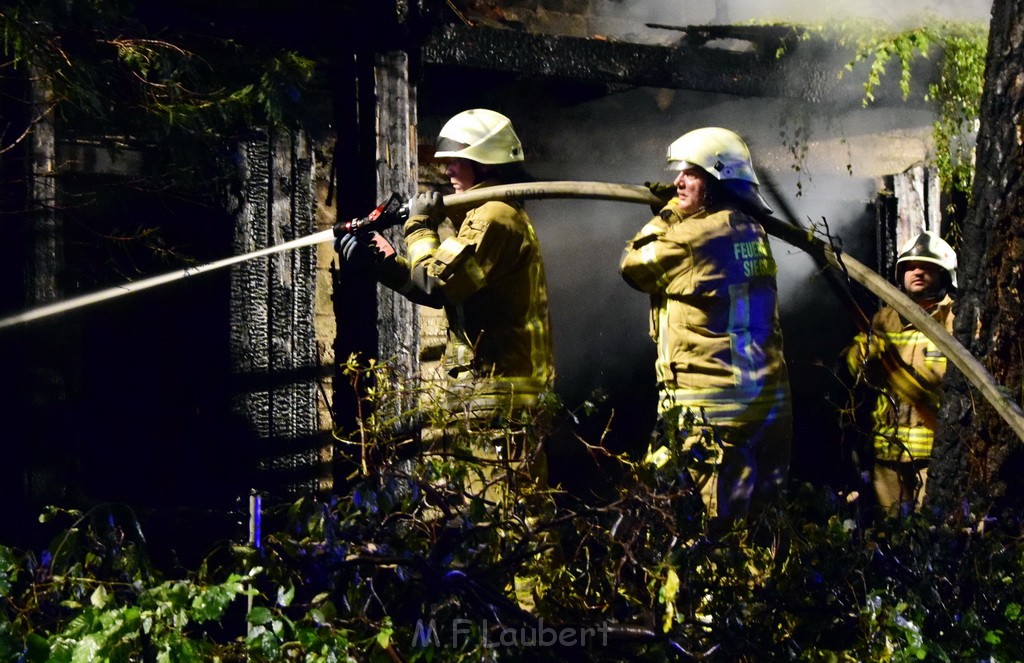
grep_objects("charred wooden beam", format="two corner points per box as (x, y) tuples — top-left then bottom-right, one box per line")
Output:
(423, 23), (932, 107)
(645, 23), (802, 54)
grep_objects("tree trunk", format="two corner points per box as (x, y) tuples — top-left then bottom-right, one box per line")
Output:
(927, 0), (1024, 519)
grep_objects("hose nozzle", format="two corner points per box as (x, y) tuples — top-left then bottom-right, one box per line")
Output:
(334, 193), (409, 236)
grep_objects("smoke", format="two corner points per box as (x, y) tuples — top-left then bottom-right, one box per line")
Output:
(590, 0), (992, 42)
(418, 0), (987, 475)
(518, 86), (925, 327)
(498, 85), (932, 466)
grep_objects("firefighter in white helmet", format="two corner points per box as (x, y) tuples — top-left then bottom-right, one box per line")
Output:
(337, 108), (554, 492)
(620, 127), (792, 528)
(845, 230), (957, 516)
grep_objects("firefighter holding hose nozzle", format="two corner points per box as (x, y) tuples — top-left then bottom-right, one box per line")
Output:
(335, 108), (555, 502)
(620, 127), (792, 530)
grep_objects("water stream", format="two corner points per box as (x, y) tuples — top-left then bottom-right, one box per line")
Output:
(0, 183), (645, 332)
(0, 228), (336, 331)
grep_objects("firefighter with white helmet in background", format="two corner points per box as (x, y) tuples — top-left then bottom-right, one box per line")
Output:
(845, 230), (957, 516)
(620, 127), (792, 528)
(336, 107), (554, 497)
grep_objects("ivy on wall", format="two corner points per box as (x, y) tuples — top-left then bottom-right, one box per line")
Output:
(774, 20), (987, 204)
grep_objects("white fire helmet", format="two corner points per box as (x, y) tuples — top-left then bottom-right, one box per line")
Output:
(896, 231), (958, 289)
(666, 127), (772, 213)
(433, 109), (524, 165)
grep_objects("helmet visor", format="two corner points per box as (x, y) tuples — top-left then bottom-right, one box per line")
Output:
(666, 159), (699, 172)
(434, 137), (470, 157)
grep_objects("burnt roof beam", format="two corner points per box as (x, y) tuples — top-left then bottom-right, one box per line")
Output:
(423, 23), (935, 108)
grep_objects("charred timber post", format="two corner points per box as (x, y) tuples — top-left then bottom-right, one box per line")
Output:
(330, 48), (381, 445)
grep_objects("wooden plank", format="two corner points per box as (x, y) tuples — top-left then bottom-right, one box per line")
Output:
(375, 51), (421, 435)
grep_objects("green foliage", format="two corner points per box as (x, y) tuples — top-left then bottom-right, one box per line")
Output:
(1, 506), (262, 662)
(928, 33), (986, 208)
(778, 20), (987, 203)
(834, 22), (935, 106)
(4, 363), (1024, 660)
(1, 0), (317, 153)
(838, 21), (986, 207)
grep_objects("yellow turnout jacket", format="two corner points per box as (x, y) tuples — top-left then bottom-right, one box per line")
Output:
(379, 181), (554, 413)
(619, 200), (791, 428)
(845, 294), (955, 461)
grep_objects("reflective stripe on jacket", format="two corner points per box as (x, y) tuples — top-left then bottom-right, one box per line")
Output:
(619, 201), (791, 419)
(400, 181), (554, 407)
(845, 294), (955, 461)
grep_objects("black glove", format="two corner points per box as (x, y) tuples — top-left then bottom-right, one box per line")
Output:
(645, 181), (676, 214)
(335, 231), (379, 269)
(407, 191), (445, 225)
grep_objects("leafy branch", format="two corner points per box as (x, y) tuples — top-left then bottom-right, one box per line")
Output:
(1, 1), (317, 150)
(4, 359), (1024, 659)
(773, 19), (987, 202)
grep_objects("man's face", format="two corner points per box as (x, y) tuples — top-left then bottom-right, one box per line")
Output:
(446, 158), (478, 193)
(673, 167), (706, 215)
(902, 260), (942, 299)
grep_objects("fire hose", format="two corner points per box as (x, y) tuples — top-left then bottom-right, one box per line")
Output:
(1, 180), (1021, 443)
(443, 181), (1024, 444)
(756, 171), (945, 416)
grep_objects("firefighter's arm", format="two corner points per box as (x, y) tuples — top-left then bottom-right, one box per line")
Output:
(405, 201), (523, 305)
(336, 227), (440, 308)
(369, 191), (450, 307)
(403, 191), (446, 269)
(877, 347), (941, 413)
(387, 201), (524, 306)
(844, 331), (878, 376)
(619, 213), (683, 293)
(845, 331), (940, 413)
(378, 229), (491, 309)
(416, 237), (483, 304)
(371, 254), (443, 308)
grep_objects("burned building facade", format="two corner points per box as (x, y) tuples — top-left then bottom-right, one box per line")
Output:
(0, 0), (972, 547)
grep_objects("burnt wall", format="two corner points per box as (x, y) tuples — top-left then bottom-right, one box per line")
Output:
(231, 129), (325, 496)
